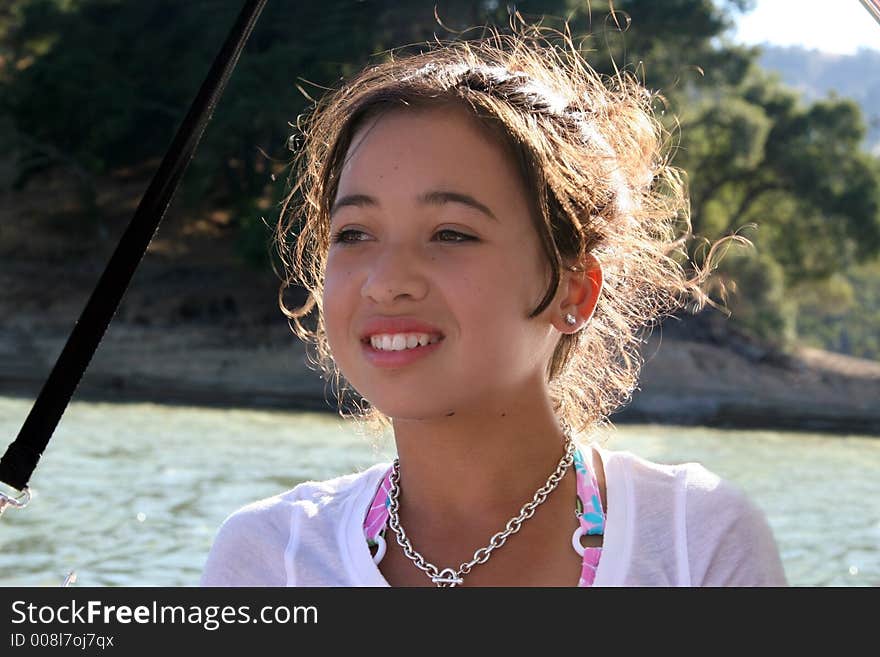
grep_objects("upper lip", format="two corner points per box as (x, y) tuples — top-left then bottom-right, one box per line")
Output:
(359, 316), (446, 342)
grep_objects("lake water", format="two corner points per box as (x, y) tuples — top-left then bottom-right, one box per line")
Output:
(0, 395), (877, 587)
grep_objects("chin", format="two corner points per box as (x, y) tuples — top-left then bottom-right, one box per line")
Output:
(362, 393), (460, 422)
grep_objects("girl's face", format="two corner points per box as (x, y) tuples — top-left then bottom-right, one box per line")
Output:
(323, 104), (565, 420)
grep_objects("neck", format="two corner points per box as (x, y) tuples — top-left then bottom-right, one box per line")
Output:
(390, 392), (571, 537)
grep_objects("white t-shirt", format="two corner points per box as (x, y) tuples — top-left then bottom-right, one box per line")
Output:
(199, 443), (788, 587)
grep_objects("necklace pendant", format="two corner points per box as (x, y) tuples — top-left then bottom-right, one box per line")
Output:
(431, 568), (463, 587)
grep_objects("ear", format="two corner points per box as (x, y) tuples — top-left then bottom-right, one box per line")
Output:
(551, 253), (603, 334)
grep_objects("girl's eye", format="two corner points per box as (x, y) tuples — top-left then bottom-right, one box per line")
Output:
(331, 229), (368, 244)
(434, 229), (476, 242)
(331, 229), (476, 244)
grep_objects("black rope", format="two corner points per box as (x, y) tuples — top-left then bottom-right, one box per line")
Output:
(0, 0), (268, 492)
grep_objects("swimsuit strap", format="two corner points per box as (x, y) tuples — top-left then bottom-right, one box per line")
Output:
(363, 444), (605, 586)
(572, 445), (605, 586)
(573, 446), (606, 535)
(364, 468), (393, 547)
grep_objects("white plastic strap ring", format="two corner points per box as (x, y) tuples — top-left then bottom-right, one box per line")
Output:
(372, 534), (387, 565)
(571, 526), (586, 557)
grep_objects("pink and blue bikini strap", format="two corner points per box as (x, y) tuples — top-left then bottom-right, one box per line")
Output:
(572, 445), (605, 586)
(573, 445), (606, 535)
(364, 467), (393, 563)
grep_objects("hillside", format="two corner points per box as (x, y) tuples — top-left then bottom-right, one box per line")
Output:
(757, 44), (880, 154)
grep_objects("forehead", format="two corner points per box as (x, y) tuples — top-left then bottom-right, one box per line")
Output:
(336, 104), (529, 208)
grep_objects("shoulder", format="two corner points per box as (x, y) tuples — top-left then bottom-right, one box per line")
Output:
(678, 461), (769, 538)
(592, 443), (683, 499)
(592, 445), (787, 586)
(595, 444), (763, 516)
(199, 463), (390, 587)
(275, 462), (391, 514)
(588, 443), (680, 516)
(678, 462), (788, 586)
(219, 463), (389, 535)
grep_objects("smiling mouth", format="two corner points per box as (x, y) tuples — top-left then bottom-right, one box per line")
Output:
(362, 334), (446, 351)
(359, 335), (446, 369)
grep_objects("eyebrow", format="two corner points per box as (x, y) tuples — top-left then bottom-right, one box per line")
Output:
(330, 190), (498, 222)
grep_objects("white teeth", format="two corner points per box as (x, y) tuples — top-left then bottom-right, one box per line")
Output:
(369, 333), (441, 351)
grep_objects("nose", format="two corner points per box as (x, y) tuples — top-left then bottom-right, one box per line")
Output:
(361, 244), (429, 306)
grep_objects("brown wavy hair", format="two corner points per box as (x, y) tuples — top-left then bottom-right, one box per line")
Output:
(274, 23), (738, 441)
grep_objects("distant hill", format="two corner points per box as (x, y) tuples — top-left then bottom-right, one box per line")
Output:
(756, 45), (880, 155)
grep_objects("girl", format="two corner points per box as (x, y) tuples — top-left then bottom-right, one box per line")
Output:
(200, 27), (787, 587)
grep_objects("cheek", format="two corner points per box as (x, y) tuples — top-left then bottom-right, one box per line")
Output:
(321, 268), (354, 338)
(453, 269), (524, 340)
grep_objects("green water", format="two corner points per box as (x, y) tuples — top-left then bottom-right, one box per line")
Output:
(0, 396), (877, 586)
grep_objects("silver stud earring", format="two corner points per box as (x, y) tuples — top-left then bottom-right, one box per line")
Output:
(564, 313), (577, 326)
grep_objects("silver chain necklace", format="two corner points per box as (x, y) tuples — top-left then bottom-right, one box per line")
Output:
(386, 424), (576, 587)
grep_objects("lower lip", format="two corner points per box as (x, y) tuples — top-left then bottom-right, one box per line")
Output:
(361, 338), (444, 369)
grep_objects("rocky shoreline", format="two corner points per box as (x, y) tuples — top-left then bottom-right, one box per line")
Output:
(3, 335), (878, 436)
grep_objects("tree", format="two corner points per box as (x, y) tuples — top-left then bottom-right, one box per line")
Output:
(0, 1), (568, 238)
